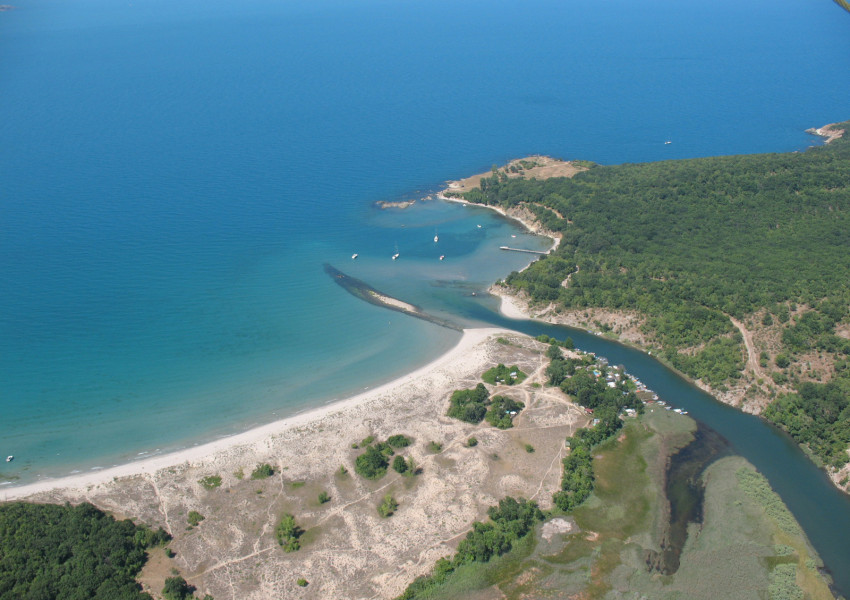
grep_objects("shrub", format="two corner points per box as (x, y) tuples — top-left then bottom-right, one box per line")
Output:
(355, 445), (389, 479)
(447, 383), (489, 424)
(482, 364), (527, 385)
(233, 468), (244, 480)
(187, 511), (204, 527)
(318, 491), (331, 504)
(276, 514), (304, 552)
(524, 444), (535, 453)
(485, 395), (525, 429)
(361, 435), (375, 446)
(250, 463), (274, 480)
(467, 437), (478, 447)
(378, 494), (399, 518)
(198, 475), (222, 490)
(387, 434), (412, 448)
(427, 441), (443, 453)
(392, 455), (408, 474)
(297, 578), (308, 587)
(163, 576), (195, 600)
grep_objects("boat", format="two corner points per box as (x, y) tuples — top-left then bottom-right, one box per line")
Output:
(664, 140), (672, 145)
(477, 224), (482, 228)
(5, 456), (12, 462)
(439, 255), (445, 261)
(351, 253), (358, 259)
(392, 253), (399, 260)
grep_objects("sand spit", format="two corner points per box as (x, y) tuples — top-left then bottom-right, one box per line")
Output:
(4, 329), (588, 600)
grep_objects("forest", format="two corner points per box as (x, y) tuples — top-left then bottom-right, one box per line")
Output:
(465, 124), (850, 466)
(0, 501), (170, 600)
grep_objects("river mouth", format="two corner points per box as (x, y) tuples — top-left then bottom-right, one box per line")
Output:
(645, 422), (731, 575)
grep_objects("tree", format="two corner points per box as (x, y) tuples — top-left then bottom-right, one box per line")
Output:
(162, 576), (195, 600)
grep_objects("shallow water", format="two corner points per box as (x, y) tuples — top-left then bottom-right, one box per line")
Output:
(1, 3), (850, 584)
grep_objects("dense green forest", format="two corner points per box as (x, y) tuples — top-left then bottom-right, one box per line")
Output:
(463, 124), (850, 468)
(0, 501), (170, 600)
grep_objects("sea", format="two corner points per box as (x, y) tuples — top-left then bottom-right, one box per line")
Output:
(1, 0), (849, 484)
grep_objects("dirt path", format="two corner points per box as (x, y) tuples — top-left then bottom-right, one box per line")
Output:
(730, 317), (763, 381)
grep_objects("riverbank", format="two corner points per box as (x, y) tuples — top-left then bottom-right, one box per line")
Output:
(2, 329), (590, 599)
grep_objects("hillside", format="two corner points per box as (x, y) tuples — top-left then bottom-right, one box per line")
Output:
(456, 123), (850, 490)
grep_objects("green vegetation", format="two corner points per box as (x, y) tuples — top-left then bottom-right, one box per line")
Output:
(186, 511), (204, 527)
(296, 578), (308, 587)
(198, 475), (221, 490)
(764, 377), (850, 467)
(355, 444), (392, 479)
(467, 437), (478, 447)
(233, 468), (244, 480)
(485, 395), (525, 429)
(481, 364), (526, 385)
(0, 501), (170, 600)
(387, 434), (413, 448)
(395, 497), (543, 599)
(275, 514), (304, 552)
(447, 383), (489, 424)
(427, 441), (443, 453)
(400, 408), (832, 600)
(162, 576), (195, 600)
(250, 463), (274, 480)
(467, 127), (850, 456)
(392, 455), (408, 474)
(523, 443), (535, 453)
(550, 364), (643, 512)
(361, 435), (375, 446)
(378, 494), (399, 518)
(318, 491), (331, 504)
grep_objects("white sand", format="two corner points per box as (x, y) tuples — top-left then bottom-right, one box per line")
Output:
(2, 328), (503, 502)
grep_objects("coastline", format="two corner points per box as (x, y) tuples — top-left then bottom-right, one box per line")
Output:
(4, 327), (590, 599)
(2, 327), (497, 501)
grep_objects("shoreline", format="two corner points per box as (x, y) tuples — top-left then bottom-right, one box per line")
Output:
(2, 327), (500, 501)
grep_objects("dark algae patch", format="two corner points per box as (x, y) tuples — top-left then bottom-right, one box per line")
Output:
(645, 422), (731, 575)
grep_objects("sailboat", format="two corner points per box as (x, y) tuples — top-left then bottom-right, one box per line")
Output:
(392, 243), (399, 260)
(434, 229), (439, 243)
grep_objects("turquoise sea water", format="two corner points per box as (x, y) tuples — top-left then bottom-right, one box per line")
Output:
(1, 0), (849, 483)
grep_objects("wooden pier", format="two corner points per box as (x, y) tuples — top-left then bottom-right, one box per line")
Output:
(499, 246), (549, 255)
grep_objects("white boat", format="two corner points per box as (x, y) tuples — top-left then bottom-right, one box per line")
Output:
(392, 253), (399, 260)
(477, 224), (482, 228)
(5, 456), (12, 462)
(439, 255), (445, 261)
(511, 234), (516, 238)
(434, 234), (439, 243)
(664, 140), (672, 145)
(351, 253), (358, 259)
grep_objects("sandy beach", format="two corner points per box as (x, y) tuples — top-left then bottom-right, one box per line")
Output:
(2, 328), (498, 502)
(3, 328), (587, 599)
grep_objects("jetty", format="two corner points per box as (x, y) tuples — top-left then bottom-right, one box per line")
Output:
(499, 246), (549, 255)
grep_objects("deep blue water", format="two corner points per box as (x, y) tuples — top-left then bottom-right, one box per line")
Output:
(1, 0), (849, 581)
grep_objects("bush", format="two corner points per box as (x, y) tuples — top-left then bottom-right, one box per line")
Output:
(524, 443), (535, 453)
(276, 514), (304, 552)
(297, 578), (308, 587)
(355, 445), (389, 479)
(467, 437), (478, 447)
(378, 494), (399, 518)
(387, 434), (412, 448)
(250, 463), (274, 480)
(427, 441), (443, 453)
(482, 364), (527, 385)
(447, 383), (490, 423)
(318, 491), (331, 504)
(163, 576), (195, 600)
(485, 395), (525, 429)
(198, 475), (222, 490)
(392, 454), (408, 474)
(187, 511), (204, 527)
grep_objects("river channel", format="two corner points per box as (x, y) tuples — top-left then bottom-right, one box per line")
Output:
(451, 299), (850, 598)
